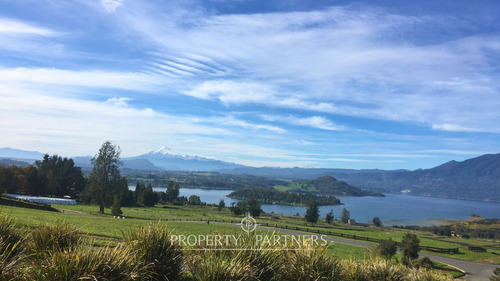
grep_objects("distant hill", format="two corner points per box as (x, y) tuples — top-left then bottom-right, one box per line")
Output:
(0, 158), (31, 167)
(223, 154), (500, 202)
(293, 176), (384, 197)
(130, 146), (246, 171)
(0, 147), (45, 161)
(73, 156), (161, 172)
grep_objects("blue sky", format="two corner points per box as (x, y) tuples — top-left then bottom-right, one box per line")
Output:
(1, 0), (499, 169)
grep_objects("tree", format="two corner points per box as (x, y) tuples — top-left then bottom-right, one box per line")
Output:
(248, 199), (262, 217)
(141, 184), (158, 207)
(378, 238), (397, 260)
(305, 200), (319, 224)
(166, 181), (180, 202)
(86, 141), (123, 213)
(373, 217), (383, 227)
(401, 233), (420, 263)
(230, 201), (246, 216)
(217, 199), (225, 211)
(325, 210), (334, 224)
(341, 208), (350, 224)
(36, 154), (85, 197)
(188, 195), (202, 205)
(111, 196), (123, 216)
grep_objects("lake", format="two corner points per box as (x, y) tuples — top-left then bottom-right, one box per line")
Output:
(151, 187), (500, 226)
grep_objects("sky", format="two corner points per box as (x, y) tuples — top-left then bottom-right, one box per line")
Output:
(1, 0), (500, 170)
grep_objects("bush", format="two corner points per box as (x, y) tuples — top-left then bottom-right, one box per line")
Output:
(125, 223), (183, 281)
(28, 221), (82, 257)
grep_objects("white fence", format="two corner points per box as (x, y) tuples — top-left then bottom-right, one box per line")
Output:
(5, 194), (76, 205)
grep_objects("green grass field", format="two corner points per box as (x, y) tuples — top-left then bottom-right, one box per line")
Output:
(2, 201), (499, 267)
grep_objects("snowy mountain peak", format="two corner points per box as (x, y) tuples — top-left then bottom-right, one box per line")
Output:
(153, 146), (173, 155)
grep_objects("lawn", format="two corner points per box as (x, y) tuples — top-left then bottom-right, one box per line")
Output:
(3, 202), (499, 264)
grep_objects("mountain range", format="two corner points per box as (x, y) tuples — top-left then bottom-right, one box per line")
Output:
(1, 147), (499, 202)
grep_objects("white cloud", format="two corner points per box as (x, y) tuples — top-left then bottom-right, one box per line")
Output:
(116, 4), (500, 133)
(261, 115), (346, 131)
(105, 97), (132, 107)
(0, 18), (57, 36)
(431, 124), (482, 133)
(101, 0), (125, 13)
(0, 68), (167, 91)
(203, 116), (286, 133)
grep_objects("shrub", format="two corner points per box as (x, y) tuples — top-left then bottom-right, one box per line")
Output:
(28, 221), (82, 257)
(377, 238), (397, 260)
(111, 196), (123, 216)
(125, 223), (183, 281)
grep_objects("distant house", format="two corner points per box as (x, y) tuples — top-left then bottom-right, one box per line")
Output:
(347, 219), (357, 225)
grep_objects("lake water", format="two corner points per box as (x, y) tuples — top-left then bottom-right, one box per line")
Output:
(151, 187), (500, 226)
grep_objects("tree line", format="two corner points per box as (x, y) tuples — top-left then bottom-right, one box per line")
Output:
(0, 154), (85, 198)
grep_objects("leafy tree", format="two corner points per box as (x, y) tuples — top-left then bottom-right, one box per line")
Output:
(217, 199), (225, 211)
(188, 195), (202, 205)
(401, 233), (420, 264)
(325, 210), (334, 224)
(230, 201), (247, 216)
(247, 199), (262, 217)
(341, 208), (350, 224)
(378, 238), (397, 260)
(111, 196), (123, 216)
(166, 181), (180, 202)
(373, 217), (383, 227)
(85, 141), (123, 213)
(305, 200), (319, 224)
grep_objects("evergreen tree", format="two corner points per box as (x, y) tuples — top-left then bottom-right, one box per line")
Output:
(305, 200), (319, 224)
(111, 196), (123, 216)
(325, 210), (334, 224)
(341, 208), (350, 224)
(401, 233), (420, 264)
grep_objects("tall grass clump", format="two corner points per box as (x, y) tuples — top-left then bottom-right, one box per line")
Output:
(275, 243), (341, 280)
(125, 222), (183, 281)
(0, 215), (24, 280)
(336, 258), (453, 281)
(23, 243), (147, 281)
(27, 221), (82, 257)
(184, 232), (282, 281)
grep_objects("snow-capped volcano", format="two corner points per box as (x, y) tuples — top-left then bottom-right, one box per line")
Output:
(132, 146), (246, 171)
